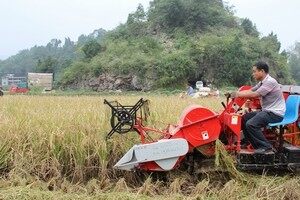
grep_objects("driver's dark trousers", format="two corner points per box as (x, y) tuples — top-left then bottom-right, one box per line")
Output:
(242, 111), (283, 149)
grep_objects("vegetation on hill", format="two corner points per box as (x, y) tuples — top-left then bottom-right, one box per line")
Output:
(0, 29), (106, 86)
(0, 0), (296, 90)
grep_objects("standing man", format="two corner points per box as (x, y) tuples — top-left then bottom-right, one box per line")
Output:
(231, 61), (286, 153)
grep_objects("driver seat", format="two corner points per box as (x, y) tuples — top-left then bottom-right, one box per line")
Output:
(268, 95), (300, 151)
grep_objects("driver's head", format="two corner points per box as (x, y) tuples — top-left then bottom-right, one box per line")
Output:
(252, 61), (269, 81)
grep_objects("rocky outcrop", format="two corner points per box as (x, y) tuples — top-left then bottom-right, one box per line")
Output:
(72, 73), (154, 91)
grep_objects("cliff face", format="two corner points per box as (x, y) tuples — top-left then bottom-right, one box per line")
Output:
(68, 74), (154, 91)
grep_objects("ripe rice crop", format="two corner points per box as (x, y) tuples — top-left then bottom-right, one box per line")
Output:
(0, 94), (299, 199)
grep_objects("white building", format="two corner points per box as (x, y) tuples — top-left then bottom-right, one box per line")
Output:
(1, 74), (27, 87)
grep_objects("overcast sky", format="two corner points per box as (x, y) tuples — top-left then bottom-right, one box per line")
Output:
(1, 0), (300, 60)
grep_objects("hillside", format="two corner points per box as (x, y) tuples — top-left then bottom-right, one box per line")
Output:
(0, 0), (294, 90)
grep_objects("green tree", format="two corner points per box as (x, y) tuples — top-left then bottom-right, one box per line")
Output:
(241, 18), (259, 37)
(126, 4), (147, 36)
(288, 42), (300, 84)
(148, 0), (236, 33)
(82, 40), (102, 59)
(259, 33), (292, 84)
(148, 0), (185, 30)
(36, 56), (57, 73)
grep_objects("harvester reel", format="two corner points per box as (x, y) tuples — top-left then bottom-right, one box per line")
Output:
(104, 98), (149, 140)
(110, 110), (134, 134)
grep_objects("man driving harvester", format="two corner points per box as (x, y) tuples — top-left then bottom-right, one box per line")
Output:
(230, 61), (286, 154)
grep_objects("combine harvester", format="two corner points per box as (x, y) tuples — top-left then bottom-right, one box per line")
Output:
(104, 85), (300, 172)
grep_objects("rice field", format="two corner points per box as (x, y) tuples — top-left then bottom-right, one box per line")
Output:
(0, 94), (300, 199)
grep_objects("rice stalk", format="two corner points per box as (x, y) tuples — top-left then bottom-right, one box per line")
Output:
(214, 139), (245, 182)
